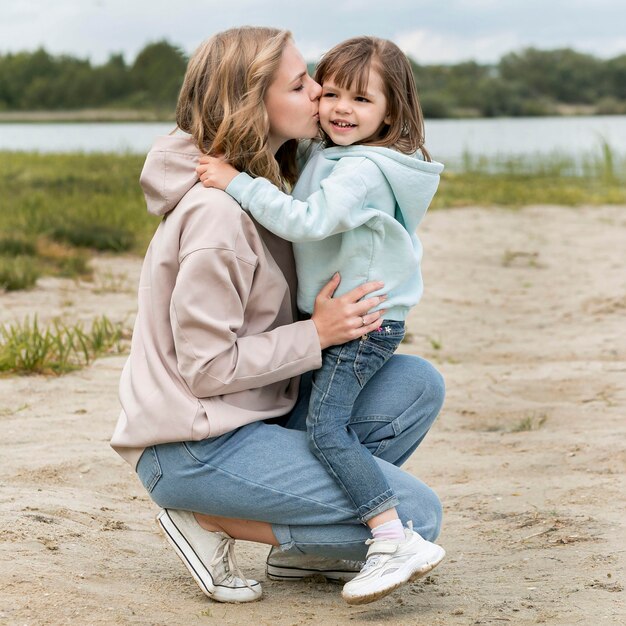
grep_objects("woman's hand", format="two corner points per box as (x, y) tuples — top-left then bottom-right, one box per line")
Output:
(196, 155), (240, 191)
(311, 273), (387, 350)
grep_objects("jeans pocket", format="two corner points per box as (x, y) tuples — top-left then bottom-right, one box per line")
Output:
(136, 446), (163, 493)
(354, 340), (393, 388)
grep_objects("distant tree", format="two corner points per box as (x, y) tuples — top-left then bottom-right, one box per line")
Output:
(0, 44), (623, 117)
(94, 54), (133, 105)
(499, 48), (605, 104)
(130, 41), (187, 107)
(444, 61), (492, 110)
(26, 56), (95, 109)
(0, 49), (57, 109)
(606, 54), (626, 100)
(410, 60), (450, 94)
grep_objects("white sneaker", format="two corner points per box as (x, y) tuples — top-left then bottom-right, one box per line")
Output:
(266, 547), (363, 582)
(156, 509), (262, 603)
(341, 522), (445, 605)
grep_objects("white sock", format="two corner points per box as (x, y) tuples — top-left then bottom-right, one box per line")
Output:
(371, 518), (405, 541)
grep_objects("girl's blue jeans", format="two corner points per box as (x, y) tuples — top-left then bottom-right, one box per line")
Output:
(307, 321), (405, 523)
(136, 353), (445, 561)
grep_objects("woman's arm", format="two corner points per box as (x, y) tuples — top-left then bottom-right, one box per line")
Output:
(196, 156), (374, 242)
(171, 248), (386, 399)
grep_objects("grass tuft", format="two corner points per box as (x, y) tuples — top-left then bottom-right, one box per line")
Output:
(51, 224), (135, 252)
(34, 238), (92, 279)
(0, 255), (41, 291)
(0, 315), (127, 375)
(0, 237), (37, 256)
(512, 413), (548, 432)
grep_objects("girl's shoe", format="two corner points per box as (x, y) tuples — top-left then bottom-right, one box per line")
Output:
(156, 508), (262, 603)
(341, 522), (445, 605)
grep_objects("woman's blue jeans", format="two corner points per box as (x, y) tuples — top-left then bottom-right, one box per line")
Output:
(136, 354), (445, 561)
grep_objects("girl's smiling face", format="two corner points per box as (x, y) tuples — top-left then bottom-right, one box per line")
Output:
(318, 66), (390, 147)
(265, 41), (322, 154)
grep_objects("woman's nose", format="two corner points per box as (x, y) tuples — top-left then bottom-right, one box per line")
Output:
(309, 79), (322, 100)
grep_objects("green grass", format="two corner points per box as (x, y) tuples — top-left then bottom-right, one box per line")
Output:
(0, 255), (40, 290)
(0, 315), (127, 375)
(433, 141), (626, 208)
(0, 152), (157, 255)
(0, 145), (624, 292)
(0, 234), (93, 289)
(0, 237), (37, 256)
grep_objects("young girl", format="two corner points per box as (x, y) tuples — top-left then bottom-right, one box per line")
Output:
(197, 36), (445, 604)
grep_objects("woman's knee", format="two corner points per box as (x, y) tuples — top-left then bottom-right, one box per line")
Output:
(401, 356), (445, 428)
(414, 356), (445, 411)
(393, 471), (443, 541)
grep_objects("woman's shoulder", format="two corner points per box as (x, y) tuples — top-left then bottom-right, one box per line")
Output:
(174, 185), (263, 258)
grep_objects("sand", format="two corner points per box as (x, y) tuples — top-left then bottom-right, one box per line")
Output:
(1, 205), (624, 625)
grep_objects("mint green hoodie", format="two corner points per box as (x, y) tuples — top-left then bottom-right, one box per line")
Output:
(226, 142), (444, 320)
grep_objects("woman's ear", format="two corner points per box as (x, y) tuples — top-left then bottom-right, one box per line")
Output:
(384, 112), (391, 125)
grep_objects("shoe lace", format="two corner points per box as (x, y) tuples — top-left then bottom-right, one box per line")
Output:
(359, 554), (382, 573)
(210, 536), (257, 593)
(361, 535), (396, 573)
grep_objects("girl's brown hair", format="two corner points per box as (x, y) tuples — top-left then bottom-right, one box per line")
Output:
(176, 26), (298, 188)
(314, 36), (431, 160)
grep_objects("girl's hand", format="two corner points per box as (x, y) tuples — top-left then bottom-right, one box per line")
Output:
(196, 155), (240, 191)
(311, 273), (387, 350)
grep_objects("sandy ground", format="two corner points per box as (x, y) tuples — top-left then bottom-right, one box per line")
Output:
(0, 205), (624, 625)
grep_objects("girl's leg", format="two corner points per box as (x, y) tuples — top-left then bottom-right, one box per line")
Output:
(284, 353), (445, 467)
(306, 339), (400, 523)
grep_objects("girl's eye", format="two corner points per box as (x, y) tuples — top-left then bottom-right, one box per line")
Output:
(356, 97), (370, 103)
(294, 84), (304, 91)
(323, 93), (337, 98)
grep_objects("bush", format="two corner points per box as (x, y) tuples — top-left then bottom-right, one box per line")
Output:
(50, 223), (135, 252)
(0, 255), (40, 291)
(420, 93), (454, 119)
(0, 237), (36, 256)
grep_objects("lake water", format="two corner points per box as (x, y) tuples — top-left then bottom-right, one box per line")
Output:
(1, 116), (625, 162)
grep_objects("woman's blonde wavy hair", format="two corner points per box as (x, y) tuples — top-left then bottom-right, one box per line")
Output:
(176, 27), (298, 188)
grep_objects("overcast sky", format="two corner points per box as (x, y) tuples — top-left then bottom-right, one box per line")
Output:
(2, 0), (626, 65)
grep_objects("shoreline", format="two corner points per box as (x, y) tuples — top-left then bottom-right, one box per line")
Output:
(0, 109), (174, 123)
(1, 109), (625, 124)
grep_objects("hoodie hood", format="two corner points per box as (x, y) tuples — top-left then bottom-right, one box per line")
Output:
(322, 145), (444, 233)
(140, 135), (202, 216)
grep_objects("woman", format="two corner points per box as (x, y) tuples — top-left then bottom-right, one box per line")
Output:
(111, 26), (444, 604)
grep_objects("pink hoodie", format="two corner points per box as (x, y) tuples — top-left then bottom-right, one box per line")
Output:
(110, 135), (322, 468)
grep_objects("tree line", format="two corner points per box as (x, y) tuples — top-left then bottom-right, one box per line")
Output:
(0, 41), (624, 118)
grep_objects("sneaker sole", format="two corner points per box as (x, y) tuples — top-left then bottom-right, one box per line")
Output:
(342, 546), (445, 605)
(266, 563), (358, 583)
(156, 510), (262, 603)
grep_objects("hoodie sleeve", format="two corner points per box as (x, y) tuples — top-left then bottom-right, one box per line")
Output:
(170, 247), (322, 398)
(225, 157), (374, 242)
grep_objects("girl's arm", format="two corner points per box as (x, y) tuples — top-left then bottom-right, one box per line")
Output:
(196, 155), (373, 243)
